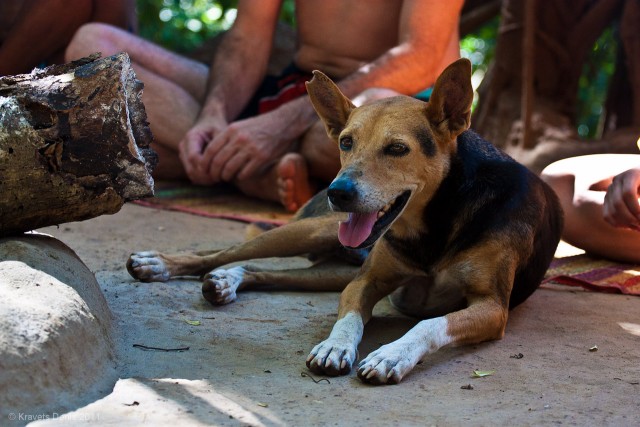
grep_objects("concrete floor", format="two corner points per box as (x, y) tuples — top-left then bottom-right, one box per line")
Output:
(32, 203), (640, 426)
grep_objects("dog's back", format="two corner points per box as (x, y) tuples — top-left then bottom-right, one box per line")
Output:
(457, 131), (562, 307)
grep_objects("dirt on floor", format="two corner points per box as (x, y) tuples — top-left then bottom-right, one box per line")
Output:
(22, 203), (640, 426)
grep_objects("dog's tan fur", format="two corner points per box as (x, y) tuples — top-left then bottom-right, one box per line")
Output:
(127, 59), (562, 384)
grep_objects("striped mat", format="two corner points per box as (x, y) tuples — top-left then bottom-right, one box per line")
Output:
(544, 254), (640, 295)
(134, 181), (293, 226)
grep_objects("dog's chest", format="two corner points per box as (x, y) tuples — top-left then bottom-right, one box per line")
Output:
(388, 268), (466, 318)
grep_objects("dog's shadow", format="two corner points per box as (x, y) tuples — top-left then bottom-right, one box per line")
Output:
(358, 315), (419, 356)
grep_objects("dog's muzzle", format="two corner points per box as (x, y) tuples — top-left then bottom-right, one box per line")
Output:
(327, 176), (358, 211)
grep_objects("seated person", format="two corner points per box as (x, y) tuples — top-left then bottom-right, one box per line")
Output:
(65, 0), (464, 211)
(0, 0), (136, 76)
(541, 154), (640, 263)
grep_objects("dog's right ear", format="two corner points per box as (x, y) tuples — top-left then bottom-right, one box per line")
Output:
(425, 58), (473, 139)
(306, 71), (355, 140)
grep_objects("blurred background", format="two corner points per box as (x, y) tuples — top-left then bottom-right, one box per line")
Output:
(136, 0), (617, 139)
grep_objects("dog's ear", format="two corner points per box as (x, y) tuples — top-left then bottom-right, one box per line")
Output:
(306, 71), (355, 140)
(425, 58), (473, 139)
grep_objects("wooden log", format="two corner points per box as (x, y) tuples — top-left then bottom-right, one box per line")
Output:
(0, 53), (157, 235)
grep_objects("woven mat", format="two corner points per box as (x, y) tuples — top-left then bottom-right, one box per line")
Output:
(134, 181), (293, 225)
(543, 254), (640, 295)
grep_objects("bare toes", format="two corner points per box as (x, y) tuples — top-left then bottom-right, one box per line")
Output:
(276, 153), (314, 212)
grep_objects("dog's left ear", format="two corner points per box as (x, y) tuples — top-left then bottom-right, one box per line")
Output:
(306, 71), (355, 140)
(425, 58), (473, 139)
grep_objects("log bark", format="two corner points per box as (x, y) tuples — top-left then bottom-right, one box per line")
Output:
(0, 53), (157, 235)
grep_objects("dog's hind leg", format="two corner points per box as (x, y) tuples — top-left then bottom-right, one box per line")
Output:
(201, 259), (359, 305)
(127, 215), (342, 282)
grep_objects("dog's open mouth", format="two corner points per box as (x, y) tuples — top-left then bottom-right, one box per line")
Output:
(338, 191), (411, 249)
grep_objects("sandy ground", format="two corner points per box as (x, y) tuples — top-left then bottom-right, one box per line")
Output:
(28, 203), (640, 426)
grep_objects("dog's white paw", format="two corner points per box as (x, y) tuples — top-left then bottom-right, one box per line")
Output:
(306, 338), (358, 377)
(201, 266), (245, 305)
(127, 251), (171, 282)
(357, 342), (419, 385)
(306, 312), (363, 376)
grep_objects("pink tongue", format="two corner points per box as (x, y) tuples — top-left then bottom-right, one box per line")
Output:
(338, 212), (378, 248)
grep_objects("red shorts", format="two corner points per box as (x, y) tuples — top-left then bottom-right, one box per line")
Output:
(237, 64), (313, 119)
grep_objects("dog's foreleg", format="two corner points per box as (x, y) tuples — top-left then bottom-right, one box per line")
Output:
(306, 274), (401, 376)
(126, 250), (223, 282)
(357, 296), (508, 385)
(127, 215), (341, 282)
(306, 246), (410, 376)
(201, 260), (359, 305)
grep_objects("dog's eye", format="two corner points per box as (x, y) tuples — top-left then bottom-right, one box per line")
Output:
(384, 143), (409, 156)
(339, 136), (353, 151)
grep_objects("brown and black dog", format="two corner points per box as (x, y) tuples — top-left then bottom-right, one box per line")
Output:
(127, 58), (563, 384)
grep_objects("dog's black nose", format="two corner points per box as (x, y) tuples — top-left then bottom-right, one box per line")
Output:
(328, 178), (357, 209)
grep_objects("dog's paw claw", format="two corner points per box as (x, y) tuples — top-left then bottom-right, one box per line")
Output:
(306, 340), (356, 377)
(126, 251), (171, 282)
(357, 348), (413, 385)
(201, 266), (245, 305)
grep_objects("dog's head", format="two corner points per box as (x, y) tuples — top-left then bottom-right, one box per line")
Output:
(306, 58), (473, 249)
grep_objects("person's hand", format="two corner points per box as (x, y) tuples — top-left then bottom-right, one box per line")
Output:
(199, 111), (295, 183)
(603, 167), (640, 231)
(178, 118), (227, 185)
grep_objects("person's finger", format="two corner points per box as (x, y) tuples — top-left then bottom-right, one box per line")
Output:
(604, 185), (639, 229)
(206, 142), (238, 183)
(221, 151), (251, 182)
(179, 135), (213, 185)
(621, 175), (640, 219)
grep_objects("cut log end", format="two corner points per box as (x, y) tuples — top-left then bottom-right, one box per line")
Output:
(0, 53), (157, 235)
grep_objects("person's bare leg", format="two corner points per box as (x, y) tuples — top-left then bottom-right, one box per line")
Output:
(542, 154), (640, 263)
(66, 23), (207, 100)
(152, 144), (188, 180)
(65, 23), (208, 179)
(0, 0), (92, 75)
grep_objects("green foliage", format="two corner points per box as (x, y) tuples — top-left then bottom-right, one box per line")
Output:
(137, 0), (295, 53)
(137, 0), (236, 53)
(460, 17), (498, 75)
(576, 26), (617, 138)
(460, 17), (498, 109)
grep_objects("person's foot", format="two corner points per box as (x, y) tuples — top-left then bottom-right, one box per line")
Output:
(236, 153), (314, 212)
(276, 153), (314, 212)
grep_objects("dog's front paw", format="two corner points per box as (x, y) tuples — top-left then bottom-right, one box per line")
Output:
(201, 266), (245, 305)
(127, 251), (171, 282)
(306, 339), (357, 376)
(357, 343), (419, 385)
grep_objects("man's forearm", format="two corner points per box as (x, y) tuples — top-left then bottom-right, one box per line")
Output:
(198, 30), (271, 123)
(270, 95), (321, 141)
(197, 0), (283, 124)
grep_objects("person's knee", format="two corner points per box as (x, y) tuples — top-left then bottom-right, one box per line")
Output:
(65, 23), (119, 62)
(541, 161), (576, 193)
